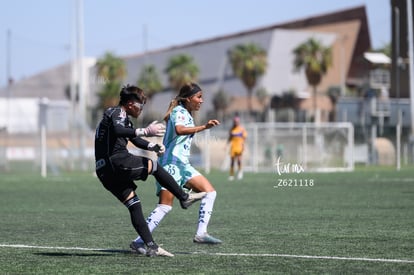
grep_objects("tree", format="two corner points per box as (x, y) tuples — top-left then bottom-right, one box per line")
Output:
(228, 43), (267, 116)
(376, 42), (391, 57)
(327, 85), (341, 121)
(95, 52), (126, 109)
(256, 87), (268, 106)
(293, 38), (332, 122)
(165, 54), (199, 92)
(137, 64), (163, 100)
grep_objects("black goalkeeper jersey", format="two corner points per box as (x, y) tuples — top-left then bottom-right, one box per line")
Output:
(94, 106), (149, 161)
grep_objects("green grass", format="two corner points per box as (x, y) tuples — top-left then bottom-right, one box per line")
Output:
(0, 168), (413, 274)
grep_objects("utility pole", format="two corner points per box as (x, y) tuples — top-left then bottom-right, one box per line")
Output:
(395, 7), (401, 170)
(7, 29), (11, 85)
(407, 0), (414, 141)
(69, 0), (77, 171)
(143, 24), (148, 53)
(76, 0), (87, 171)
(3, 29), (12, 170)
(340, 35), (347, 97)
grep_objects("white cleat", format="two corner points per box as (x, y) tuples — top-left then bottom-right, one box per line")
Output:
(237, 171), (243, 180)
(146, 246), (174, 257)
(180, 191), (206, 209)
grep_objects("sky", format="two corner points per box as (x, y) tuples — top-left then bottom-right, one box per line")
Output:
(0, 0), (391, 88)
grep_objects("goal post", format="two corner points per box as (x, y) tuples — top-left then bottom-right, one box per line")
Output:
(197, 122), (354, 174)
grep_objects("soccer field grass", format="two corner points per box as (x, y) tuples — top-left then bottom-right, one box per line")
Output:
(0, 168), (413, 274)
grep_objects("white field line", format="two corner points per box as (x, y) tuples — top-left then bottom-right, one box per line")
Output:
(367, 177), (414, 182)
(1, 244), (413, 264)
(192, 252), (414, 264)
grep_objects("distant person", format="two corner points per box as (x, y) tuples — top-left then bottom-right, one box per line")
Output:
(130, 82), (222, 255)
(227, 115), (247, 180)
(94, 84), (205, 257)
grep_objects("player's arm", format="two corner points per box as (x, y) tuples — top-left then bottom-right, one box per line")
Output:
(129, 136), (150, 149)
(135, 121), (165, 137)
(130, 136), (165, 155)
(112, 120), (160, 139)
(110, 109), (164, 138)
(243, 128), (248, 140)
(227, 130), (233, 143)
(175, 119), (220, 135)
(111, 117), (136, 138)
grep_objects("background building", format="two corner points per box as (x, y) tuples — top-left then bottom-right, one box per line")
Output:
(2, 4), (413, 170)
(1, 6), (372, 126)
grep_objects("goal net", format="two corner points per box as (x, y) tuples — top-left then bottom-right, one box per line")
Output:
(195, 122), (354, 173)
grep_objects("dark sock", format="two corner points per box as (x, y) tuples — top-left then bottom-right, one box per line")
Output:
(152, 167), (188, 201)
(125, 197), (158, 249)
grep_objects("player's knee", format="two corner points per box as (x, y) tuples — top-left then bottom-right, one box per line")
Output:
(157, 204), (172, 214)
(123, 195), (140, 209)
(149, 159), (158, 174)
(206, 191), (217, 200)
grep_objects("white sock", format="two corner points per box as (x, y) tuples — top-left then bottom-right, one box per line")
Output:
(134, 204), (172, 244)
(196, 191), (217, 237)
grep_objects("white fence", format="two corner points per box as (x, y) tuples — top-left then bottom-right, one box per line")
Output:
(1, 122), (354, 175)
(196, 122), (355, 173)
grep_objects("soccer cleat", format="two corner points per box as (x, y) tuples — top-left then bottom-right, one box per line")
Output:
(237, 171), (243, 180)
(146, 246), (174, 257)
(228, 176), (234, 181)
(130, 241), (146, 255)
(193, 233), (222, 244)
(180, 191), (206, 209)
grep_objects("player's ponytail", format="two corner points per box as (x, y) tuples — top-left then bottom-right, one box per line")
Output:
(163, 98), (179, 122)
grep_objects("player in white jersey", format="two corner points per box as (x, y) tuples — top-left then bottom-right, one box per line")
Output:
(130, 83), (222, 254)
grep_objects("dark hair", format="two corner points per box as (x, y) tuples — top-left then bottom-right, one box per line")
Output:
(119, 84), (147, 106)
(163, 82), (202, 121)
(178, 82), (202, 99)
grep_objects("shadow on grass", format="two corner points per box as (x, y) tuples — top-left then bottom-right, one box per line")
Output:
(35, 250), (205, 257)
(34, 249), (134, 257)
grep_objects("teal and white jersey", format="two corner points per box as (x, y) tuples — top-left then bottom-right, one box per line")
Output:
(159, 104), (194, 166)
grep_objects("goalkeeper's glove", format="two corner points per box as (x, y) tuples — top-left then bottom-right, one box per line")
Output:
(147, 142), (166, 156)
(135, 121), (166, 137)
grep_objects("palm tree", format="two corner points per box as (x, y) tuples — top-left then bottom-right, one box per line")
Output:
(228, 43), (267, 116)
(137, 64), (163, 100)
(164, 54), (199, 92)
(293, 38), (332, 122)
(95, 52), (126, 109)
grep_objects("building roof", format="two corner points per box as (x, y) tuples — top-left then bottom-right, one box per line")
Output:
(0, 58), (96, 101)
(225, 96), (267, 114)
(122, 5), (370, 117)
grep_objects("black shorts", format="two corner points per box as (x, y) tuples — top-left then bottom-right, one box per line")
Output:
(96, 153), (151, 202)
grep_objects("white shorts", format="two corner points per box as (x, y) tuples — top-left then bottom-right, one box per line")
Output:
(156, 162), (201, 195)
